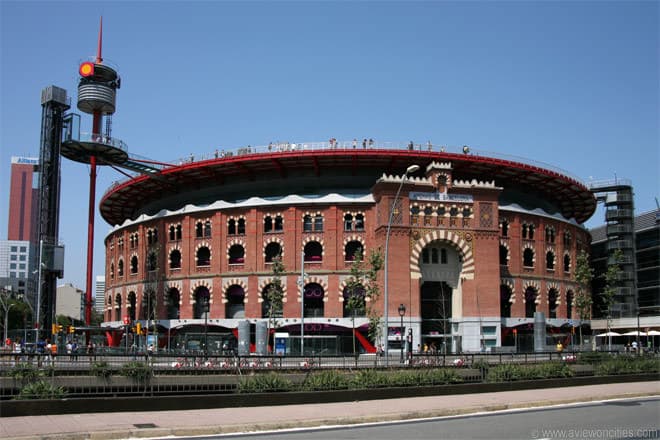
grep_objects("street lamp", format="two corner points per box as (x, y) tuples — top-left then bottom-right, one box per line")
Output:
(383, 164), (419, 366)
(398, 303), (406, 363)
(204, 294), (209, 358)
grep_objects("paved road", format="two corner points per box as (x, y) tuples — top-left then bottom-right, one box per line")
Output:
(1, 381), (658, 440)
(203, 397), (659, 440)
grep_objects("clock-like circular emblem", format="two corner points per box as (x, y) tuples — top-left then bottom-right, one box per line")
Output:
(465, 233), (473, 241)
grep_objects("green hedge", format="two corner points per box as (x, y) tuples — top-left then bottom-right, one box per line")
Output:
(594, 356), (660, 376)
(486, 362), (574, 382)
(238, 368), (462, 393)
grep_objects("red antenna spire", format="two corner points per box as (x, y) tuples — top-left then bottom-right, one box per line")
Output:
(96, 16), (103, 64)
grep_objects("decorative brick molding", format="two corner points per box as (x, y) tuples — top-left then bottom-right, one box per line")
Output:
(302, 235), (325, 250)
(522, 280), (541, 304)
(298, 275), (328, 302)
(257, 277), (288, 303)
(501, 278), (515, 304)
(263, 237), (285, 257)
(222, 277), (249, 304)
(190, 279), (213, 305)
(410, 230), (474, 280)
(547, 282), (561, 305)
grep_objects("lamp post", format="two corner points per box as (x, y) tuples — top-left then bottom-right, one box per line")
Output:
(398, 304), (406, 363)
(204, 294), (209, 358)
(383, 164), (419, 366)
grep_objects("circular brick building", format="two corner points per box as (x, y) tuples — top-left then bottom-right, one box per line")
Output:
(100, 142), (596, 354)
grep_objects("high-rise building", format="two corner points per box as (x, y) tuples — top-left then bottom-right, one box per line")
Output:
(7, 157), (40, 243)
(590, 208), (660, 334)
(56, 283), (84, 322)
(1, 157), (40, 300)
(95, 276), (105, 316)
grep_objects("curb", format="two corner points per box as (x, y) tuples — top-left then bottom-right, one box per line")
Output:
(5, 390), (659, 440)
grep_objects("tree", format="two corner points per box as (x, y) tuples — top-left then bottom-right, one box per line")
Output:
(364, 249), (384, 344)
(601, 249), (623, 349)
(264, 254), (285, 349)
(574, 250), (594, 348)
(344, 249), (367, 357)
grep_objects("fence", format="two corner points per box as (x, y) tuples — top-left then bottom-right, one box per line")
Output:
(0, 350), (635, 400)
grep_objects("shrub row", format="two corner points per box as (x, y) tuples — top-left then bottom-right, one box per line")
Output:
(485, 362), (574, 382)
(237, 368), (463, 393)
(593, 356), (660, 376)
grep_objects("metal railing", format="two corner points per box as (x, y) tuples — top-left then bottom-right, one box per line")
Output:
(102, 140), (587, 197)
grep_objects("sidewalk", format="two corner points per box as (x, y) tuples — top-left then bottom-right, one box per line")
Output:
(1, 381), (658, 440)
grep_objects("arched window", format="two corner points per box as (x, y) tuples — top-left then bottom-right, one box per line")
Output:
(313, 214), (323, 231)
(501, 220), (509, 237)
(344, 214), (354, 231)
(264, 242), (282, 263)
(127, 292), (137, 322)
(566, 291), (574, 319)
(449, 207), (458, 217)
(499, 245), (508, 266)
(196, 246), (211, 266)
(563, 254), (571, 273)
(228, 244), (245, 264)
(110, 262), (115, 280)
(130, 255), (139, 274)
(225, 285), (245, 319)
(546, 251), (555, 271)
(500, 285), (512, 318)
(264, 215), (273, 233)
(147, 252), (157, 271)
(204, 220), (212, 237)
(141, 291), (156, 321)
(523, 248), (534, 268)
(169, 249), (181, 269)
(545, 226), (555, 243)
(525, 287), (537, 318)
(169, 225), (176, 241)
(563, 231), (572, 246)
(440, 248), (448, 264)
(422, 248), (429, 264)
(303, 215), (313, 232)
(118, 259), (124, 277)
(344, 241), (363, 261)
(303, 283), (324, 317)
(431, 248), (439, 264)
(343, 285), (366, 317)
(437, 206), (446, 216)
(228, 219), (236, 235)
(167, 288), (180, 319)
(237, 218), (246, 234)
(354, 213), (364, 231)
(261, 284), (283, 318)
(193, 287), (210, 319)
(274, 215), (283, 231)
(304, 241), (323, 262)
(114, 293), (122, 322)
(548, 289), (558, 319)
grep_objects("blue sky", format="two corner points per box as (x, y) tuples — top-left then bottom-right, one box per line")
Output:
(1, 1), (658, 291)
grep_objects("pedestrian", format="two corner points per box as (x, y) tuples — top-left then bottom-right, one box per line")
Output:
(352, 138), (357, 149)
(408, 141), (414, 150)
(362, 138), (367, 149)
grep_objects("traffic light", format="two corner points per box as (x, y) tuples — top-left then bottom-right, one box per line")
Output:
(512, 328), (518, 336)
(56, 324), (63, 333)
(136, 322), (142, 335)
(68, 326), (75, 334)
(52, 324), (58, 334)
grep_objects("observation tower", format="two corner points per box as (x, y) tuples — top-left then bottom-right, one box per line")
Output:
(61, 19), (161, 326)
